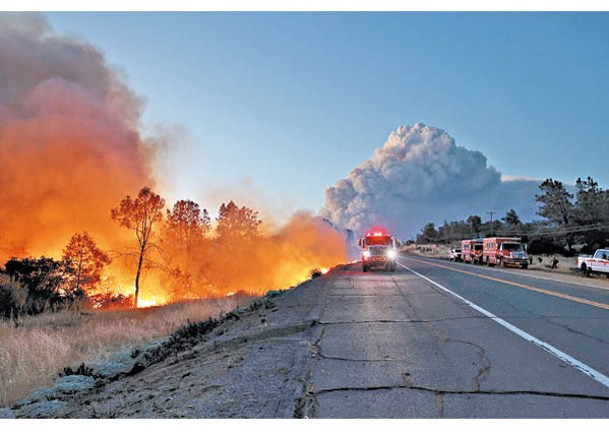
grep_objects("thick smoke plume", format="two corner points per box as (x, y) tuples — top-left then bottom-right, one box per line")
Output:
(0, 13), (153, 259)
(0, 14), (347, 307)
(321, 123), (539, 240)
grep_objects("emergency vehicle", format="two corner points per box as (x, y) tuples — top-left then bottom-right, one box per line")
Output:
(577, 249), (609, 277)
(358, 228), (398, 272)
(482, 237), (529, 268)
(461, 239), (484, 264)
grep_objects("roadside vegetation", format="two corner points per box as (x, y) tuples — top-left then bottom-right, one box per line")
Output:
(0, 185), (343, 408)
(414, 176), (609, 256)
(0, 296), (247, 407)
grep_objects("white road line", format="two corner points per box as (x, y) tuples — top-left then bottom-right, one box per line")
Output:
(396, 259), (609, 391)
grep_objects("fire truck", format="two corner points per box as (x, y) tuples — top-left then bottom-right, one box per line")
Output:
(358, 228), (398, 272)
(461, 238), (484, 264)
(482, 237), (529, 268)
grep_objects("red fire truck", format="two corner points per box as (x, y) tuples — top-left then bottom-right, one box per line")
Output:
(358, 228), (398, 272)
(461, 239), (484, 264)
(482, 237), (529, 268)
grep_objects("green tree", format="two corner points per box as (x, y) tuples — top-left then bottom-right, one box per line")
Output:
(535, 178), (573, 227)
(438, 220), (472, 244)
(535, 178), (575, 250)
(574, 177), (606, 224)
(111, 187), (165, 307)
(417, 222), (438, 244)
(1, 257), (70, 316)
(573, 177), (609, 247)
(0, 273), (28, 320)
(503, 209), (522, 227)
(467, 215), (482, 235)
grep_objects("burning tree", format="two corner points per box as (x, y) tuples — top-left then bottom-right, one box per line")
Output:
(162, 200), (212, 299)
(111, 187), (165, 307)
(166, 200), (211, 255)
(205, 201), (263, 295)
(62, 232), (111, 296)
(216, 201), (262, 243)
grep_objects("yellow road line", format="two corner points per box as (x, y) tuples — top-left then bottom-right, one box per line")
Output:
(405, 257), (609, 312)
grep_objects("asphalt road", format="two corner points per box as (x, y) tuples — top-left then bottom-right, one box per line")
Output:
(8, 254), (609, 418)
(309, 254), (609, 417)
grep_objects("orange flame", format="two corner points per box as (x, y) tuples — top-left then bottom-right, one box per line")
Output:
(0, 18), (348, 308)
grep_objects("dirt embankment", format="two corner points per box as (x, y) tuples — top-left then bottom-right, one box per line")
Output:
(1, 275), (332, 418)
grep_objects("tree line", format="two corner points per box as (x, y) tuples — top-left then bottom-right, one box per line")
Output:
(415, 176), (609, 255)
(1, 187), (262, 320)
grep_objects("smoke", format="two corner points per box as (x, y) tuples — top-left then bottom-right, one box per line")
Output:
(229, 210), (347, 294)
(0, 14), (347, 306)
(149, 207), (346, 306)
(320, 123), (539, 240)
(0, 13), (154, 259)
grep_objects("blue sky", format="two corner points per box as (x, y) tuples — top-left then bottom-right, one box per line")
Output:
(46, 12), (609, 221)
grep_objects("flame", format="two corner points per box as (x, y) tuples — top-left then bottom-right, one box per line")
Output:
(0, 16), (153, 270)
(137, 294), (168, 308)
(0, 17), (349, 309)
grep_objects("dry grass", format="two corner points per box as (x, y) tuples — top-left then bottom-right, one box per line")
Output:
(0, 296), (249, 407)
(526, 254), (577, 272)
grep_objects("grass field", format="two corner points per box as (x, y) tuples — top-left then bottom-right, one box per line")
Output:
(0, 296), (248, 407)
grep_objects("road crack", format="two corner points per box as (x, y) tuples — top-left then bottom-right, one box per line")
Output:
(317, 316), (489, 325)
(314, 384), (609, 401)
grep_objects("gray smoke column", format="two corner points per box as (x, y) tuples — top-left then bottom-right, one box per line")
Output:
(320, 123), (538, 239)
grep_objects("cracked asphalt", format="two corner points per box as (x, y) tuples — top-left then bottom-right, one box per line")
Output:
(308, 257), (609, 417)
(8, 255), (609, 418)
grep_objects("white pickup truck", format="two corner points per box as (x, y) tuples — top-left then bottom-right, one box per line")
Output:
(577, 249), (609, 277)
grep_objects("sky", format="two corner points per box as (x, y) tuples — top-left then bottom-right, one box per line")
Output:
(31, 11), (609, 225)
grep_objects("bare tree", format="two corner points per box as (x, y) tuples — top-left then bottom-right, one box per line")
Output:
(111, 187), (165, 307)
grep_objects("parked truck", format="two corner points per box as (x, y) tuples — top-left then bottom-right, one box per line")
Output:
(577, 248), (609, 277)
(461, 239), (484, 264)
(482, 237), (529, 268)
(358, 228), (398, 272)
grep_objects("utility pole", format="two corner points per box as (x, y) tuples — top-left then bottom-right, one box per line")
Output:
(487, 211), (496, 236)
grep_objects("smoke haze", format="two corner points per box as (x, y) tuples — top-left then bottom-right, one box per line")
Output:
(320, 123), (539, 240)
(0, 14), (347, 306)
(0, 13), (154, 259)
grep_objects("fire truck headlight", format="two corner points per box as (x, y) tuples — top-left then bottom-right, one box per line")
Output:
(363, 250), (371, 259)
(387, 249), (397, 259)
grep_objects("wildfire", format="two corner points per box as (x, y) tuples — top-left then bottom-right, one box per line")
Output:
(0, 16), (349, 310)
(137, 294), (168, 308)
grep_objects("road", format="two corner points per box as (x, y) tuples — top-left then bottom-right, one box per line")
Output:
(7, 254), (609, 418)
(309, 254), (609, 417)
